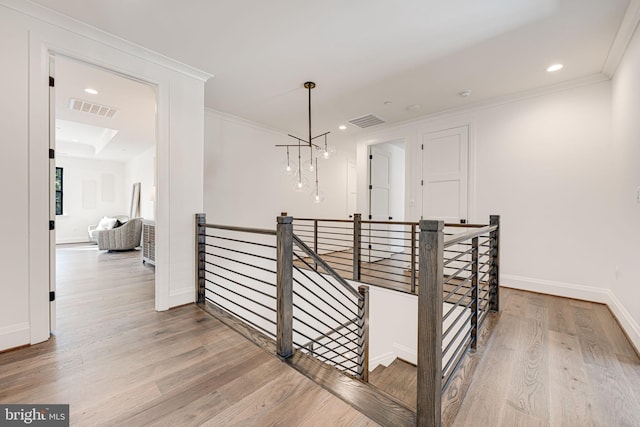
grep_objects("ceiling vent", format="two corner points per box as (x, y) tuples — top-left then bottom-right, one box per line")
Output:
(347, 113), (385, 129)
(69, 98), (118, 118)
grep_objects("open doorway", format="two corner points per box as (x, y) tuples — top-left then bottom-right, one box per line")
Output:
(50, 54), (157, 333)
(366, 140), (406, 262)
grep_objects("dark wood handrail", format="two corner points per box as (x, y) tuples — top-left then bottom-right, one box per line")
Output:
(203, 223), (277, 236)
(444, 225), (497, 248)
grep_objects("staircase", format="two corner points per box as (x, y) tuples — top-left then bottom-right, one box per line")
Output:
(369, 358), (417, 410)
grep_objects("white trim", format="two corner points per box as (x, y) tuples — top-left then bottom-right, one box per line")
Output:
(357, 74), (610, 141)
(369, 352), (396, 369)
(205, 108), (286, 137)
(392, 343), (417, 365)
(502, 274), (640, 354)
(0, 0), (212, 82)
(56, 237), (92, 244)
(0, 322), (30, 351)
(169, 288), (196, 308)
(603, 0), (640, 77)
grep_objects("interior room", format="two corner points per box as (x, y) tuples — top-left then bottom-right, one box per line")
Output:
(1, 0), (639, 425)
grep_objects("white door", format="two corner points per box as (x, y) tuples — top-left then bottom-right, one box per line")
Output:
(421, 126), (469, 223)
(49, 55), (57, 331)
(368, 145), (391, 261)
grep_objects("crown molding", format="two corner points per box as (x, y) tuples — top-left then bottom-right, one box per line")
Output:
(0, 0), (213, 82)
(603, 0), (640, 77)
(357, 73), (610, 138)
(205, 107), (288, 137)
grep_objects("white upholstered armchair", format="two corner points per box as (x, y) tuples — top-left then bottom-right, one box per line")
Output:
(97, 218), (143, 251)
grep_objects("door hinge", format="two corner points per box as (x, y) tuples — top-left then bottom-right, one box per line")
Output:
(49, 291), (55, 302)
(421, 179), (424, 186)
(460, 219), (467, 224)
(368, 214), (372, 220)
(368, 244), (372, 250)
(49, 149), (55, 159)
(368, 185), (373, 190)
(49, 220), (55, 231)
(49, 76), (55, 87)
(369, 154), (373, 160)
(421, 144), (424, 150)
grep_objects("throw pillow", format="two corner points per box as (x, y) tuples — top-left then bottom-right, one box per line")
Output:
(96, 216), (117, 231)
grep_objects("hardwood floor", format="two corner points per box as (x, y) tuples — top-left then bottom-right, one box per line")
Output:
(2, 244), (639, 426)
(452, 288), (640, 427)
(0, 244), (377, 426)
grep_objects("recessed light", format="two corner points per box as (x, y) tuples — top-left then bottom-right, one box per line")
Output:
(84, 88), (98, 95)
(383, 101), (392, 106)
(458, 90), (472, 97)
(71, 139), (79, 142)
(546, 64), (564, 73)
(406, 104), (422, 111)
(338, 125), (347, 130)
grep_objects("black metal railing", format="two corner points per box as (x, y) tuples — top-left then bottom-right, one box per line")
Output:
(196, 213), (499, 427)
(196, 214), (369, 381)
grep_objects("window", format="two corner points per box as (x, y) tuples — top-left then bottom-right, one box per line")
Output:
(55, 167), (63, 216)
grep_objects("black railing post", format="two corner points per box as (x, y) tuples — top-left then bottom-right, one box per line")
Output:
(489, 215), (500, 312)
(196, 213), (206, 304)
(357, 285), (370, 382)
(353, 213), (362, 281)
(471, 236), (479, 351)
(277, 215), (294, 359)
(313, 219), (319, 271)
(410, 223), (417, 293)
(417, 219), (444, 427)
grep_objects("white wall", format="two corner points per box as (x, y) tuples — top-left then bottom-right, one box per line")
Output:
(55, 156), (128, 243)
(204, 110), (354, 229)
(125, 146), (156, 221)
(611, 23), (640, 350)
(0, 9), (29, 350)
(0, 2), (209, 351)
(356, 79), (640, 352)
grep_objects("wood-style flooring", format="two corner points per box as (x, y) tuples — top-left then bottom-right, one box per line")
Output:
(2, 244), (639, 426)
(369, 289), (640, 426)
(0, 244), (377, 426)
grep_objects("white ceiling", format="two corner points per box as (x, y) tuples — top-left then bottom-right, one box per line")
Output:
(38, 0), (632, 143)
(54, 56), (156, 161)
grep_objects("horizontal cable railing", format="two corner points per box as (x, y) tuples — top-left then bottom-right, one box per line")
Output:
(289, 227), (368, 379)
(196, 214), (369, 382)
(197, 220), (279, 340)
(197, 213), (499, 427)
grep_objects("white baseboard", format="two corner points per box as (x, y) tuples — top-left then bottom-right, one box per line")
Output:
(369, 352), (396, 369)
(56, 237), (92, 244)
(502, 274), (640, 354)
(169, 287), (195, 308)
(0, 322), (30, 352)
(393, 343), (417, 365)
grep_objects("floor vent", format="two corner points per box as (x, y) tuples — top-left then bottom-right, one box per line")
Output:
(69, 98), (118, 118)
(347, 113), (385, 129)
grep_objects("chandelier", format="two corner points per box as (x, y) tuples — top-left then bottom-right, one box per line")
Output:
(276, 82), (334, 203)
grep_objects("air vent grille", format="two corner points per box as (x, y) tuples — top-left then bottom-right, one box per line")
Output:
(69, 98), (118, 118)
(347, 113), (385, 129)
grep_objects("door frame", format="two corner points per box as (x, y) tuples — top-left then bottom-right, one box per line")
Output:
(47, 52), (159, 333)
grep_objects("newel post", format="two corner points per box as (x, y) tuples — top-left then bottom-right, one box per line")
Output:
(489, 215), (500, 312)
(276, 215), (294, 359)
(353, 213), (362, 281)
(196, 213), (206, 304)
(417, 219), (444, 427)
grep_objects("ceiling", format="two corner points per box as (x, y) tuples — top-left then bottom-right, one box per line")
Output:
(54, 56), (156, 161)
(37, 0), (632, 144)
